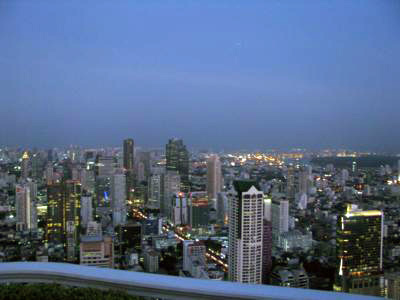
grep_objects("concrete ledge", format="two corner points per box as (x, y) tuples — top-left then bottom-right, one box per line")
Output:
(0, 262), (381, 300)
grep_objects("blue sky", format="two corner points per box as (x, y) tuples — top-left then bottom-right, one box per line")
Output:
(1, 0), (399, 151)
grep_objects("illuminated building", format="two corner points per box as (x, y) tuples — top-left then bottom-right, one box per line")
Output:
(80, 222), (113, 268)
(111, 173), (127, 227)
(47, 183), (64, 244)
(80, 196), (92, 228)
(166, 138), (190, 192)
(217, 192), (228, 225)
(172, 192), (189, 226)
(161, 170), (180, 219)
(123, 139), (135, 199)
(15, 183), (37, 231)
(21, 151), (30, 179)
(335, 204), (383, 296)
(271, 197), (289, 242)
(148, 174), (162, 209)
(228, 180), (264, 284)
(189, 191), (209, 229)
(262, 219), (272, 284)
(207, 154), (222, 202)
(64, 180), (82, 262)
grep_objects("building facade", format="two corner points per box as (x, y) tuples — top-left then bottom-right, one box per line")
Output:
(228, 181), (264, 284)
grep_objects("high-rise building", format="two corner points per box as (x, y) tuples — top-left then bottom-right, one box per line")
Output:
(166, 138), (189, 192)
(47, 183), (64, 244)
(111, 173), (127, 227)
(123, 139), (135, 199)
(15, 183), (37, 231)
(189, 192), (209, 229)
(80, 221), (113, 268)
(21, 151), (30, 179)
(161, 171), (180, 219)
(207, 154), (222, 202)
(80, 196), (93, 228)
(216, 192), (228, 225)
(228, 180), (264, 284)
(335, 204), (383, 296)
(148, 174), (162, 209)
(172, 192), (189, 226)
(271, 197), (289, 241)
(64, 180), (82, 262)
(123, 139), (134, 171)
(95, 155), (115, 177)
(262, 219), (272, 284)
(183, 240), (207, 272)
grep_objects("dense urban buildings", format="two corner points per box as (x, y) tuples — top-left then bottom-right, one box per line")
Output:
(1, 144), (400, 298)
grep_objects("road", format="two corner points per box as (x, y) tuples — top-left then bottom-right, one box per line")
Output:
(132, 208), (228, 272)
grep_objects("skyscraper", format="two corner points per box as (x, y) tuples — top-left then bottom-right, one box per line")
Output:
(161, 170), (180, 219)
(207, 154), (222, 202)
(21, 151), (30, 179)
(64, 180), (82, 262)
(271, 197), (289, 242)
(228, 180), (264, 284)
(262, 219), (272, 284)
(111, 173), (127, 227)
(166, 138), (189, 192)
(335, 204), (383, 296)
(47, 183), (64, 244)
(80, 196), (93, 228)
(189, 191), (209, 229)
(15, 183), (37, 231)
(123, 139), (135, 199)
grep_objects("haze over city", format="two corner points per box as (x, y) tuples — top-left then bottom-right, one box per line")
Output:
(1, 0), (400, 151)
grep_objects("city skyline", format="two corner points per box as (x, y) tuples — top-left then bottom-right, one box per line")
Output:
(1, 1), (400, 151)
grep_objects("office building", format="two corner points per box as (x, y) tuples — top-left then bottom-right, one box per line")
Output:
(148, 174), (162, 209)
(335, 204), (383, 296)
(161, 171), (180, 219)
(217, 192), (228, 225)
(15, 183), (37, 231)
(271, 266), (309, 288)
(80, 196), (93, 228)
(80, 221), (113, 268)
(189, 191), (209, 229)
(123, 139), (135, 199)
(228, 180), (264, 284)
(207, 154), (222, 202)
(111, 173), (127, 227)
(47, 183), (64, 244)
(64, 180), (82, 262)
(21, 151), (30, 179)
(144, 250), (160, 273)
(263, 219), (272, 284)
(172, 192), (189, 226)
(271, 197), (289, 242)
(166, 138), (189, 192)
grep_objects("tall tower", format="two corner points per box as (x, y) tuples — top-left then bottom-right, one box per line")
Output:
(228, 180), (264, 284)
(21, 151), (30, 179)
(271, 197), (289, 241)
(64, 180), (82, 262)
(166, 138), (189, 192)
(47, 183), (65, 244)
(123, 139), (135, 199)
(15, 184), (37, 231)
(335, 204), (383, 296)
(207, 154), (222, 202)
(111, 173), (127, 227)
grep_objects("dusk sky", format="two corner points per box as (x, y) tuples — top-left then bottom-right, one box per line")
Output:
(1, 0), (399, 151)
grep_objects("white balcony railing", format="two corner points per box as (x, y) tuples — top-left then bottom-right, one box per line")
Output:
(0, 262), (381, 300)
